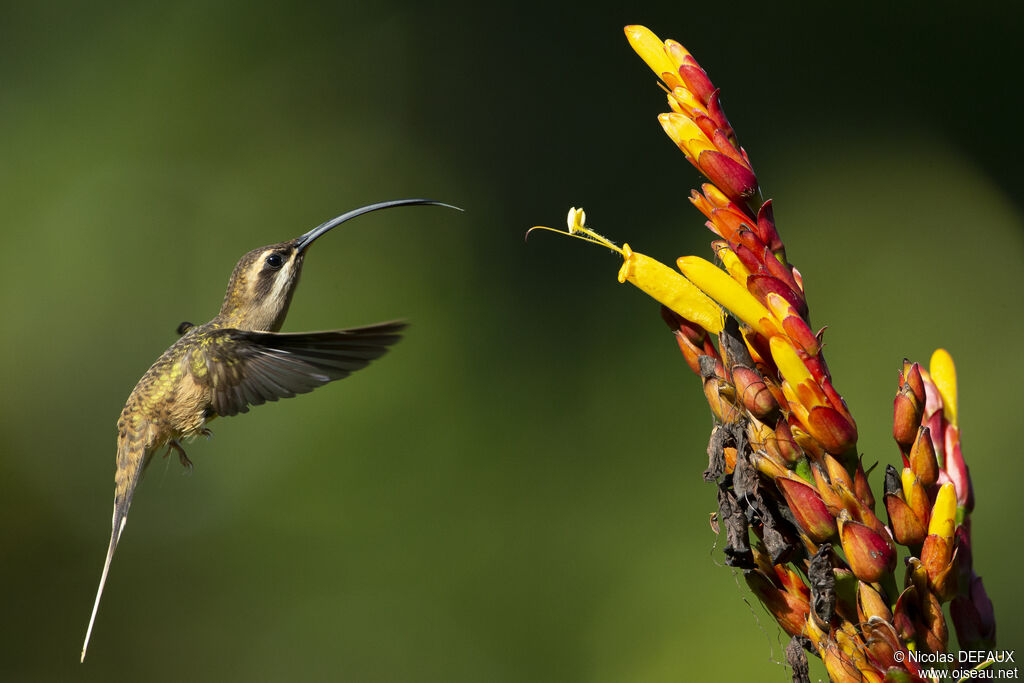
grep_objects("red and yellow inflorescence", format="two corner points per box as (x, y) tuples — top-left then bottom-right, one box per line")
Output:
(533, 25), (995, 682)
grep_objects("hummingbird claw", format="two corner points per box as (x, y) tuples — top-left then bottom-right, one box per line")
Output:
(200, 428), (214, 439)
(167, 440), (194, 472)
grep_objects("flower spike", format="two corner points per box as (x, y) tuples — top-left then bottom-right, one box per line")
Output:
(532, 25), (994, 680)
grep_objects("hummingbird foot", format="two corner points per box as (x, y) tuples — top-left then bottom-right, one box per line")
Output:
(200, 428), (214, 439)
(166, 440), (194, 472)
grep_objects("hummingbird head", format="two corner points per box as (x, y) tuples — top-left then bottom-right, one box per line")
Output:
(215, 199), (459, 331)
(217, 240), (306, 331)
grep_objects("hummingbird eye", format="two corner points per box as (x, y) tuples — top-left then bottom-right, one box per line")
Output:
(264, 253), (284, 270)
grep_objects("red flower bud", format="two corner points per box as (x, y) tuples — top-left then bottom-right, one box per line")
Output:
(837, 512), (895, 583)
(908, 426), (939, 487)
(884, 492), (927, 547)
(776, 477), (837, 543)
(806, 405), (858, 456)
(732, 364), (779, 420)
(892, 384), (923, 451)
(744, 568), (810, 636)
(696, 149), (758, 203)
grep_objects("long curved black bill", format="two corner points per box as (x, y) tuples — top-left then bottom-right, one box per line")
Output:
(294, 199), (461, 253)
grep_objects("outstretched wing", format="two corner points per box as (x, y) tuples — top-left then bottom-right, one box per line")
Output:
(189, 321), (405, 417)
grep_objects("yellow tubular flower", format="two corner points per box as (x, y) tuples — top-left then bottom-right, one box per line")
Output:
(676, 255), (776, 337)
(669, 86), (704, 116)
(900, 467), (917, 503)
(929, 348), (958, 427)
(664, 40), (692, 67)
(770, 336), (823, 407)
(619, 245), (724, 334)
(623, 25), (679, 84)
(659, 113), (716, 161)
(928, 482), (957, 539)
(781, 379), (812, 427)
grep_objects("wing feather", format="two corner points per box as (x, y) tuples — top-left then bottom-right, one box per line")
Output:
(191, 321), (405, 417)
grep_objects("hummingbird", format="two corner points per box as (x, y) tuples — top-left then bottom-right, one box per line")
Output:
(81, 198), (458, 661)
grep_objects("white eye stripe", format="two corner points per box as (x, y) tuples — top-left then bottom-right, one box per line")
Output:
(267, 260), (295, 302)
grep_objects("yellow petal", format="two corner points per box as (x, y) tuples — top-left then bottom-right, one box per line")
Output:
(770, 336), (819, 405)
(676, 255), (776, 337)
(900, 467), (917, 503)
(927, 482), (956, 539)
(781, 379), (811, 427)
(664, 40), (692, 70)
(702, 183), (732, 209)
(624, 26), (678, 82)
(713, 245), (752, 286)
(658, 113), (713, 160)
(618, 245), (724, 333)
(929, 348), (958, 427)
(668, 86), (705, 117)
(682, 136), (718, 160)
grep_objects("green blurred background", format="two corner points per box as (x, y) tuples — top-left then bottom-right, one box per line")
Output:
(2, 1), (1022, 681)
